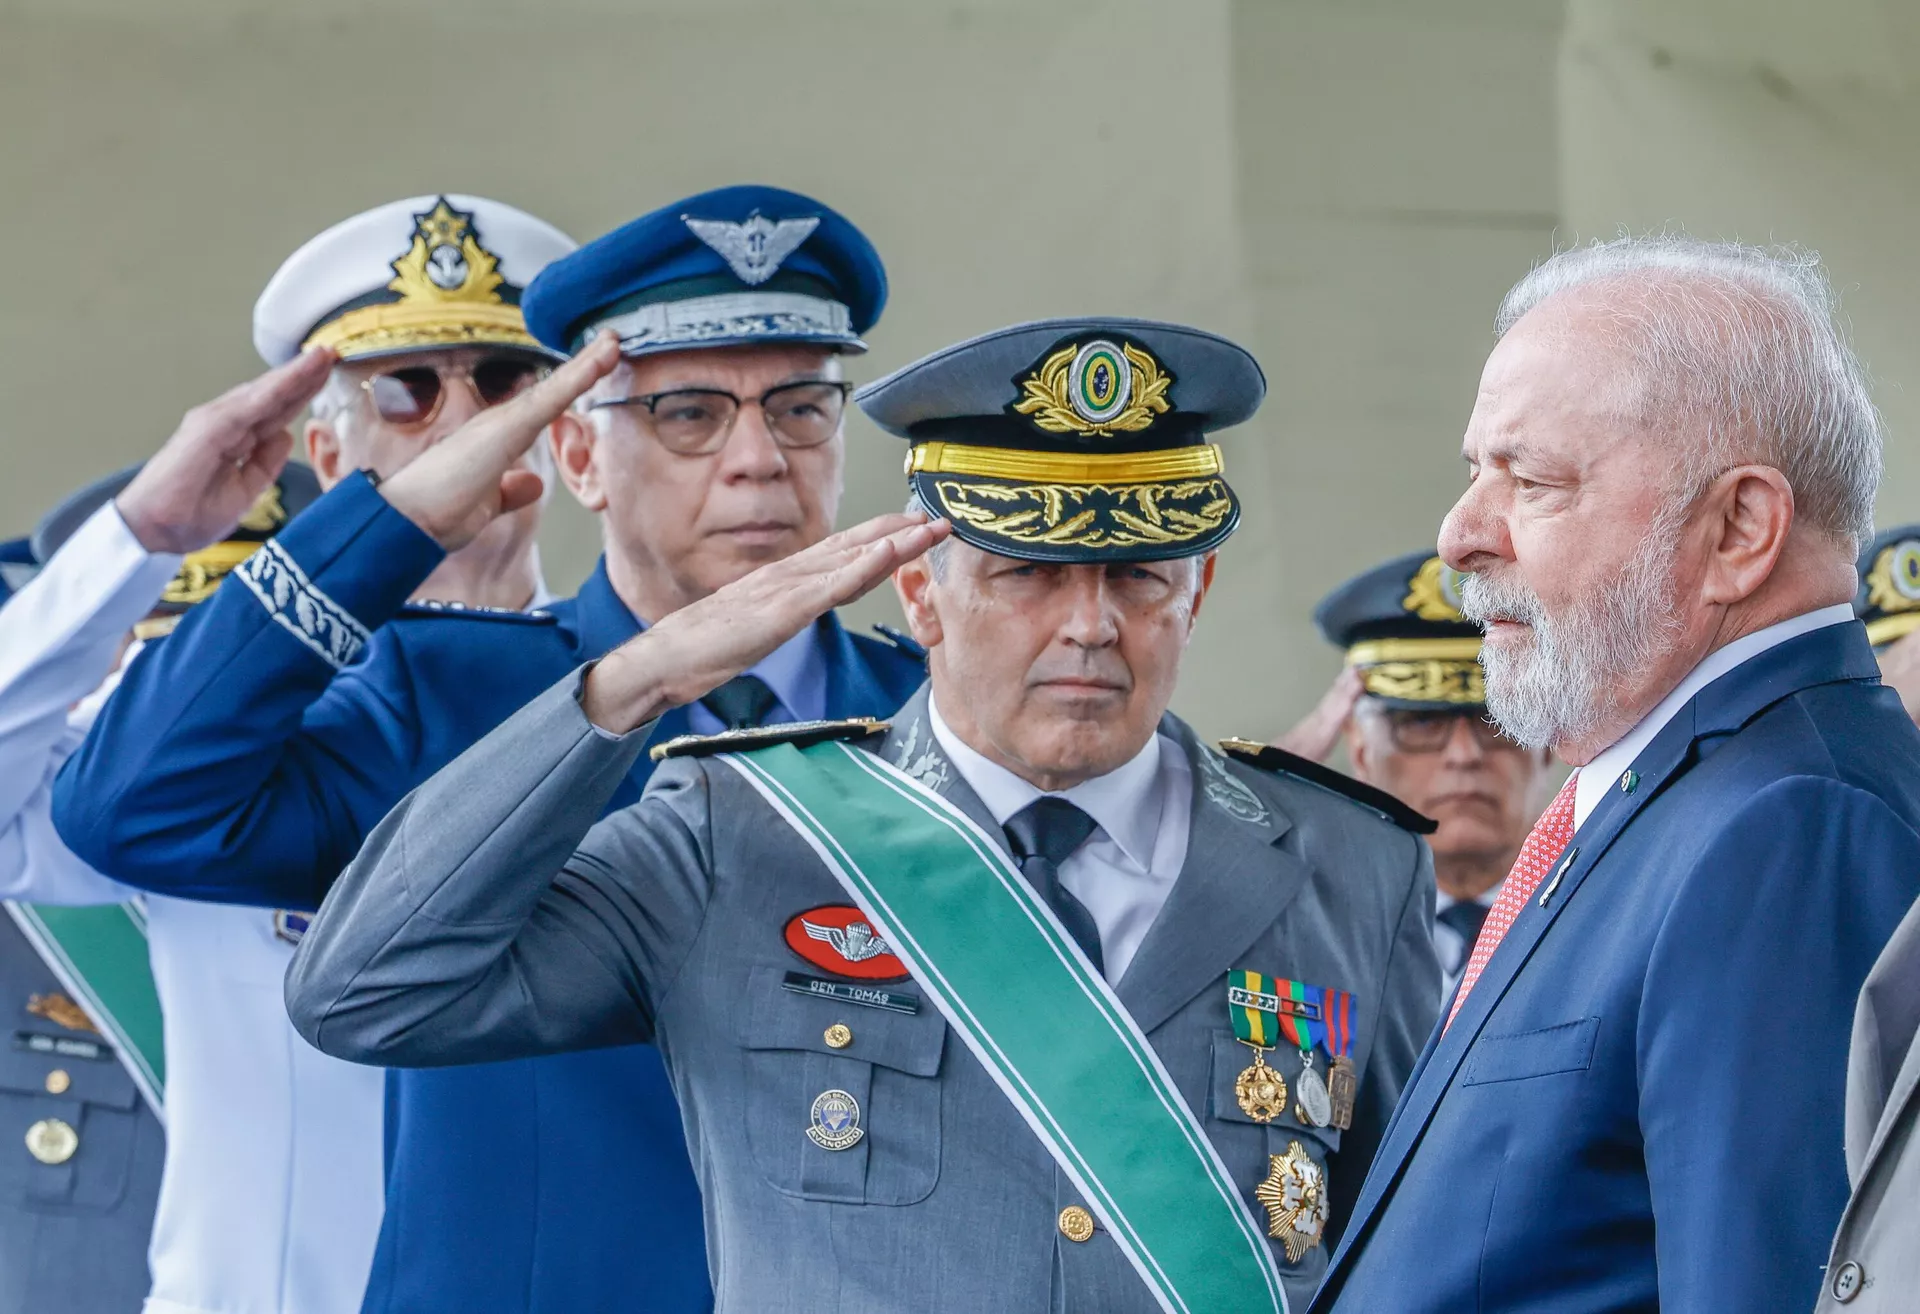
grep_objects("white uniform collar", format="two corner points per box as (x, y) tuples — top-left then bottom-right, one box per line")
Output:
(926, 692), (1164, 870)
(1572, 603), (1854, 829)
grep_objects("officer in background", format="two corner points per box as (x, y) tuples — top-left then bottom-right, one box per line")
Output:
(1858, 525), (1920, 726)
(1305, 552), (1554, 998)
(285, 317), (1440, 1313)
(59, 187), (923, 1314)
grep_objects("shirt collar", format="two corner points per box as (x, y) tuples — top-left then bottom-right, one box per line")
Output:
(1572, 603), (1855, 828)
(926, 691), (1166, 870)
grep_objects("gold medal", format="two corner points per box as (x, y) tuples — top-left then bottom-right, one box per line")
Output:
(1234, 1046), (1288, 1123)
(1255, 1141), (1330, 1262)
(1327, 1054), (1358, 1131)
(1294, 1049), (1333, 1128)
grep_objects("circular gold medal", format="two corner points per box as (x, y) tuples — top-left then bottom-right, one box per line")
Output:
(1235, 1051), (1288, 1123)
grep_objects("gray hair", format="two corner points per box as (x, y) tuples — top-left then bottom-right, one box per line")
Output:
(1495, 235), (1881, 547)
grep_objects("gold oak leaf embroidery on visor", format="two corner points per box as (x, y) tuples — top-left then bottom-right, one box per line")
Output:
(931, 478), (1233, 550)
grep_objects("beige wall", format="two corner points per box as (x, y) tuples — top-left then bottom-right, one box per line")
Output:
(4, 0), (1566, 737)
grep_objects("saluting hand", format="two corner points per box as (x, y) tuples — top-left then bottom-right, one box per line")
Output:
(1270, 665), (1365, 763)
(116, 346), (336, 555)
(378, 331), (623, 552)
(581, 512), (952, 735)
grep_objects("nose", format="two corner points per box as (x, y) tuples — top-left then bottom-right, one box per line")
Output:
(1439, 714), (1487, 765)
(1438, 474), (1509, 573)
(1057, 569), (1121, 649)
(714, 401), (789, 481)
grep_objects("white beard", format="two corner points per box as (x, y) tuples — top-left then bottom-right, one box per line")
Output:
(1461, 510), (1689, 750)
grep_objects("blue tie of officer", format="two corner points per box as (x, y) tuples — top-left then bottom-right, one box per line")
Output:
(701, 674), (779, 729)
(1003, 798), (1104, 974)
(1435, 900), (1490, 977)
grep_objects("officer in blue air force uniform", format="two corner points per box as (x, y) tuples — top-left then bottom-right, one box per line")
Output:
(57, 186), (923, 1314)
(284, 316), (1442, 1313)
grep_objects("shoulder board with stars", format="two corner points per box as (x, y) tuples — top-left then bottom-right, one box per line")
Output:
(651, 717), (890, 763)
(1218, 738), (1437, 835)
(395, 600), (559, 626)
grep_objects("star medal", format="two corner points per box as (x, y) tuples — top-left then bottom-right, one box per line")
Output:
(1256, 1141), (1330, 1262)
(1228, 970), (1287, 1123)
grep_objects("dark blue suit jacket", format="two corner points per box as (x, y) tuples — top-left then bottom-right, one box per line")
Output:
(53, 472), (926, 1314)
(1310, 622), (1920, 1314)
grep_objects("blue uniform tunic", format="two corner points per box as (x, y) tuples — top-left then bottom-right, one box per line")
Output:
(54, 472), (926, 1314)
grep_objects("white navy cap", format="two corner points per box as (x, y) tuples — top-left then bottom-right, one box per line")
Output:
(253, 194), (576, 366)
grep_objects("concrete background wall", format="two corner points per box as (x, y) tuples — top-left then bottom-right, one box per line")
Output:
(9, 0), (1906, 739)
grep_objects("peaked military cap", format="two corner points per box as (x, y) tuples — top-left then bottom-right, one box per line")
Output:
(522, 184), (886, 358)
(857, 317), (1264, 563)
(32, 463), (321, 623)
(1856, 524), (1920, 650)
(254, 194), (577, 365)
(1314, 549), (1484, 709)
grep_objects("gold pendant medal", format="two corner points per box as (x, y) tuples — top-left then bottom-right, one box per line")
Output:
(1234, 1046), (1288, 1124)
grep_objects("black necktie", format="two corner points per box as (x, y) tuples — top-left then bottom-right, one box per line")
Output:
(1436, 900), (1491, 977)
(1003, 798), (1104, 974)
(700, 674), (779, 730)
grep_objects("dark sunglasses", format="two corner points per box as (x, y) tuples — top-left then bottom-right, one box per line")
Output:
(585, 380), (852, 456)
(359, 356), (549, 427)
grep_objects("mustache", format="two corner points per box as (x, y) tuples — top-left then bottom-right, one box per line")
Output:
(1459, 570), (1545, 627)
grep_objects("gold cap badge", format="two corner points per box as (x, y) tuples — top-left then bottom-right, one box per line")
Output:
(303, 198), (540, 360)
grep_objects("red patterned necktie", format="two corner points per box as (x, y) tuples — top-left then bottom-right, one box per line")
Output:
(1445, 772), (1580, 1030)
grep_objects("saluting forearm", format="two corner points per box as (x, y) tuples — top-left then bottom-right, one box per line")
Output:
(285, 669), (670, 1066)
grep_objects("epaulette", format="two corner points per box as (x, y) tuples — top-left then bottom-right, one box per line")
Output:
(870, 624), (927, 660)
(651, 717), (890, 762)
(396, 600), (559, 626)
(1218, 737), (1438, 835)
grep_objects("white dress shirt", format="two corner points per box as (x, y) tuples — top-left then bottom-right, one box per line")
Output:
(0, 502), (385, 1314)
(1572, 603), (1857, 831)
(928, 695), (1193, 984)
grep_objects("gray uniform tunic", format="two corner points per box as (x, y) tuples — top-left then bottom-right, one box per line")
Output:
(288, 676), (1438, 1313)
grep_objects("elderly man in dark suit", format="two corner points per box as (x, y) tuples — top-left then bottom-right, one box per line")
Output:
(1311, 237), (1920, 1314)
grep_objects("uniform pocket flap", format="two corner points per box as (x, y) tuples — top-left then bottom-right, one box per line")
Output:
(1207, 1030), (1339, 1151)
(0, 1033), (140, 1109)
(1461, 1016), (1600, 1086)
(736, 964), (945, 1076)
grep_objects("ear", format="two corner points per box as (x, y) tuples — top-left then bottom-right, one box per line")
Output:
(551, 409), (609, 513)
(1346, 713), (1375, 781)
(1699, 465), (1794, 606)
(892, 555), (944, 650)
(1186, 553), (1219, 631)
(305, 418), (347, 489)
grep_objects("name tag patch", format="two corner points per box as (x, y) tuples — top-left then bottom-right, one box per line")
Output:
(13, 1031), (108, 1062)
(781, 971), (921, 1014)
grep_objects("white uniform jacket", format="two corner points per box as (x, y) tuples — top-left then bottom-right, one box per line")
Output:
(0, 502), (384, 1314)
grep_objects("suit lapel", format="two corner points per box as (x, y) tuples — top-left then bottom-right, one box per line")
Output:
(1117, 719), (1305, 1036)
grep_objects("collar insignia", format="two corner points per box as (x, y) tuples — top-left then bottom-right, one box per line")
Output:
(1012, 338), (1173, 437)
(683, 211), (820, 285)
(1401, 555), (1468, 621)
(387, 198), (507, 307)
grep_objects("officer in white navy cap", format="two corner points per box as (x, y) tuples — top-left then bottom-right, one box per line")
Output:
(255, 192), (576, 610)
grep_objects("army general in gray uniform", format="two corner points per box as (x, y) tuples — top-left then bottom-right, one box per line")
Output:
(287, 318), (1440, 1312)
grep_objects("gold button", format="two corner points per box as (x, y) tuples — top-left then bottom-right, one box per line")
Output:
(43, 1069), (70, 1095)
(1058, 1205), (1096, 1243)
(823, 1023), (853, 1050)
(25, 1118), (78, 1165)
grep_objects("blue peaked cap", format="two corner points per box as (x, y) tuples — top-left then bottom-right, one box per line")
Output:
(522, 184), (887, 357)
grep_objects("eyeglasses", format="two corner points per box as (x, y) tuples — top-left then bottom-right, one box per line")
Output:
(1377, 708), (1524, 755)
(358, 356), (549, 427)
(586, 380), (852, 456)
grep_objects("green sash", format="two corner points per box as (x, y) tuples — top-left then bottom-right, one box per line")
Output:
(723, 741), (1286, 1314)
(5, 901), (166, 1120)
